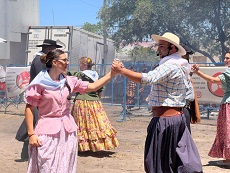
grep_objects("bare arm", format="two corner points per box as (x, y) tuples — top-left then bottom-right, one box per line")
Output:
(196, 70), (221, 83)
(25, 104), (41, 146)
(192, 64), (221, 84)
(112, 60), (142, 84)
(86, 71), (115, 92)
(120, 68), (142, 84)
(25, 104), (35, 136)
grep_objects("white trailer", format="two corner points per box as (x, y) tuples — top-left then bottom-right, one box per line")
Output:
(26, 26), (115, 74)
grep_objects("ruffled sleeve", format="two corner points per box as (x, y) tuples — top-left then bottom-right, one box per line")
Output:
(25, 84), (43, 107)
(219, 73), (225, 84)
(66, 76), (89, 94)
(219, 68), (230, 83)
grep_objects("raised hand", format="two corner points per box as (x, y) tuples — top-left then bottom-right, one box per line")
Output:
(111, 68), (118, 77)
(191, 64), (200, 73)
(112, 59), (124, 73)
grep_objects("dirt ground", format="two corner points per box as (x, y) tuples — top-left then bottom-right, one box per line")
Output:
(0, 104), (230, 173)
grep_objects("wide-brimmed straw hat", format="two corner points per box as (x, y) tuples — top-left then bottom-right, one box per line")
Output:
(36, 39), (62, 48)
(151, 32), (186, 56)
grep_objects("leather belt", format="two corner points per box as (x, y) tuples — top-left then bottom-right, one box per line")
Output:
(152, 106), (183, 117)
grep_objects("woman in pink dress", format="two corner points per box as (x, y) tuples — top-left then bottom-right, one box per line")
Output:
(25, 49), (116, 173)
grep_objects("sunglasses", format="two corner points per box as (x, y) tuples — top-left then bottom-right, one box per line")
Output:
(57, 58), (69, 63)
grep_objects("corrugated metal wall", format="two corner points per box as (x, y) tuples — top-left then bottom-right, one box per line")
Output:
(25, 26), (115, 74)
(69, 27), (115, 73)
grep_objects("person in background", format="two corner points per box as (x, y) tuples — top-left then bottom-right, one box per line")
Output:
(138, 68), (148, 106)
(30, 39), (62, 82)
(25, 49), (116, 172)
(126, 66), (137, 111)
(71, 57), (119, 152)
(192, 51), (230, 166)
(180, 43), (201, 132)
(15, 39), (62, 161)
(112, 32), (203, 173)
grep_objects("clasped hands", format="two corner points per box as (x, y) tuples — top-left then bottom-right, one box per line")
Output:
(111, 59), (124, 75)
(191, 64), (200, 73)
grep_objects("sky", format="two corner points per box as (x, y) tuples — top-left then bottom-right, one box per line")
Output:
(39, 0), (103, 27)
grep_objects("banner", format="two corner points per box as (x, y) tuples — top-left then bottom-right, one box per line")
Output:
(5, 67), (30, 98)
(27, 28), (47, 65)
(192, 66), (227, 104)
(27, 27), (70, 65)
(0, 66), (6, 99)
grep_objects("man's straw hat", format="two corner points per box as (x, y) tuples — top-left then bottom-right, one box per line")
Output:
(151, 32), (186, 55)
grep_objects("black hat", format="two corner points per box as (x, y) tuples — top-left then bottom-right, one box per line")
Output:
(180, 43), (193, 55)
(36, 39), (62, 48)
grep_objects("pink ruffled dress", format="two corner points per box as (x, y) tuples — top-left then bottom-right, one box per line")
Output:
(26, 74), (88, 173)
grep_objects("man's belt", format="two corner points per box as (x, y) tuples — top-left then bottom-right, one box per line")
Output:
(152, 106), (182, 117)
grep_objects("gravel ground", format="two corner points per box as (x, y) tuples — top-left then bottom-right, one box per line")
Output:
(0, 104), (230, 173)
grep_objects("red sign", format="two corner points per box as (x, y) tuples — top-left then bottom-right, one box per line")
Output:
(207, 72), (224, 97)
(16, 71), (30, 89)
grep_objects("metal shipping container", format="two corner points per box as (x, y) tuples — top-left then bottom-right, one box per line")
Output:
(26, 26), (115, 74)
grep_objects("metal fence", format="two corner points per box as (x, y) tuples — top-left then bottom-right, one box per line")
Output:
(0, 62), (222, 120)
(70, 62), (157, 121)
(95, 62), (222, 121)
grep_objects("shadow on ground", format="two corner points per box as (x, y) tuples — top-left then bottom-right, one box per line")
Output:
(78, 150), (116, 158)
(203, 160), (230, 169)
(14, 158), (28, 163)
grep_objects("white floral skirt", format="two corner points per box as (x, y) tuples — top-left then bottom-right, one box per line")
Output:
(27, 125), (78, 173)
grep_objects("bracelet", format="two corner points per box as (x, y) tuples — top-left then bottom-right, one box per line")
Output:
(28, 133), (35, 138)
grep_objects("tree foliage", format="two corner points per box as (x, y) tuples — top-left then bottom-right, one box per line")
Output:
(128, 46), (158, 62)
(99, 0), (230, 63)
(81, 22), (103, 35)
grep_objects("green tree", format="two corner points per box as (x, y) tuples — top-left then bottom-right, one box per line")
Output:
(100, 0), (230, 63)
(81, 22), (103, 35)
(128, 46), (158, 62)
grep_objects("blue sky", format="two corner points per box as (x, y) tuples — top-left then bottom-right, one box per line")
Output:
(39, 0), (103, 27)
